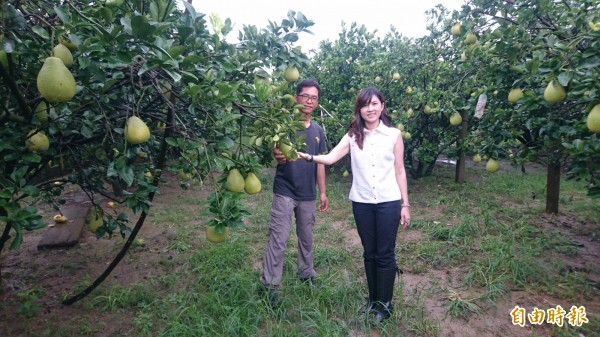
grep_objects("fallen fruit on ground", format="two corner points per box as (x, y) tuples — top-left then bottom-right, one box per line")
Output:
(53, 214), (68, 223)
(125, 116), (151, 144)
(226, 169), (245, 192)
(206, 226), (231, 243)
(37, 57), (77, 102)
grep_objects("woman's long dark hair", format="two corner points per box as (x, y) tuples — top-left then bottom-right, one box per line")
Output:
(348, 87), (392, 149)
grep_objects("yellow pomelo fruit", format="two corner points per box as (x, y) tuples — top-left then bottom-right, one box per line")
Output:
(464, 33), (477, 45)
(87, 207), (104, 233)
(508, 88), (523, 103)
(35, 101), (49, 123)
(406, 108), (414, 117)
(587, 104), (600, 133)
(106, 0), (125, 6)
(26, 130), (49, 152)
(396, 123), (404, 131)
(52, 44), (73, 67)
(226, 169), (245, 192)
(278, 141), (294, 159)
(206, 226), (231, 243)
(58, 35), (77, 51)
(157, 121), (166, 134)
(486, 159), (500, 173)
(450, 112), (462, 126)
(543, 80), (566, 103)
(244, 172), (262, 195)
(472, 154), (482, 163)
(402, 131), (412, 140)
(342, 170), (349, 177)
(375, 76), (381, 83)
(451, 22), (462, 36)
(178, 170), (192, 181)
(424, 105), (433, 114)
(53, 214), (68, 223)
(125, 116), (150, 144)
(392, 72), (401, 80)
(283, 66), (299, 82)
(405, 86), (413, 94)
(37, 57), (77, 102)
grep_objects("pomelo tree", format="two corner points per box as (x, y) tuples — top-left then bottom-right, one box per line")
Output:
(0, 0), (313, 300)
(451, 0), (600, 213)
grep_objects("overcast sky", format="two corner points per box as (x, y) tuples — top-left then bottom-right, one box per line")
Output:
(191, 0), (466, 53)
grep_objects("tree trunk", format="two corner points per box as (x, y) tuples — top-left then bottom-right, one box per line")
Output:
(545, 161), (561, 214)
(455, 115), (468, 184)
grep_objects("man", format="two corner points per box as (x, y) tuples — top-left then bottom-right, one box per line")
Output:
(260, 79), (329, 306)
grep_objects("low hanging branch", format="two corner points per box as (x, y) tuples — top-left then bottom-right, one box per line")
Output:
(62, 85), (177, 306)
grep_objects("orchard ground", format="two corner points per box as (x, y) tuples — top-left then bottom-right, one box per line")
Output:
(1, 163), (599, 337)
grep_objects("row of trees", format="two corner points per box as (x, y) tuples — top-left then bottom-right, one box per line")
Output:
(304, 0), (599, 213)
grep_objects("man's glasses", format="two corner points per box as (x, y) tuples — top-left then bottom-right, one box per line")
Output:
(298, 94), (319, 102)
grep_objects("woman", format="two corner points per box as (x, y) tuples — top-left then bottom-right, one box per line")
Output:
(297, 87), (410, 322)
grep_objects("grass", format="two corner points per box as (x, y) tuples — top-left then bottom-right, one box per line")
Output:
(129, 167), (598, 335)
(7, 165), (599, 336)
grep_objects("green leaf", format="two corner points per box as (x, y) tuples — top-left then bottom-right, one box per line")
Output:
(163, 68), (182, 82)
(53, 6), (70, 24)
(32, 26), (49, 40)
(579, 56), (600, 69)
(9, 229), (23, 250)
(22, 153), (41, 163)
(22, 185), (40, 198)
(0, 188), (14, 198)
(131, 15), (156, 38)
(557, 72), (573, 86)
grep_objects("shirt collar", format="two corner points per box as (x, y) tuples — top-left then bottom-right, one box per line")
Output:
(364, 122), (395, 136)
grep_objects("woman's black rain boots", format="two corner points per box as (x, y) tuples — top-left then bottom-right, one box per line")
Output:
(372, 267), (398, 322)
(361, 261), (378, 314)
